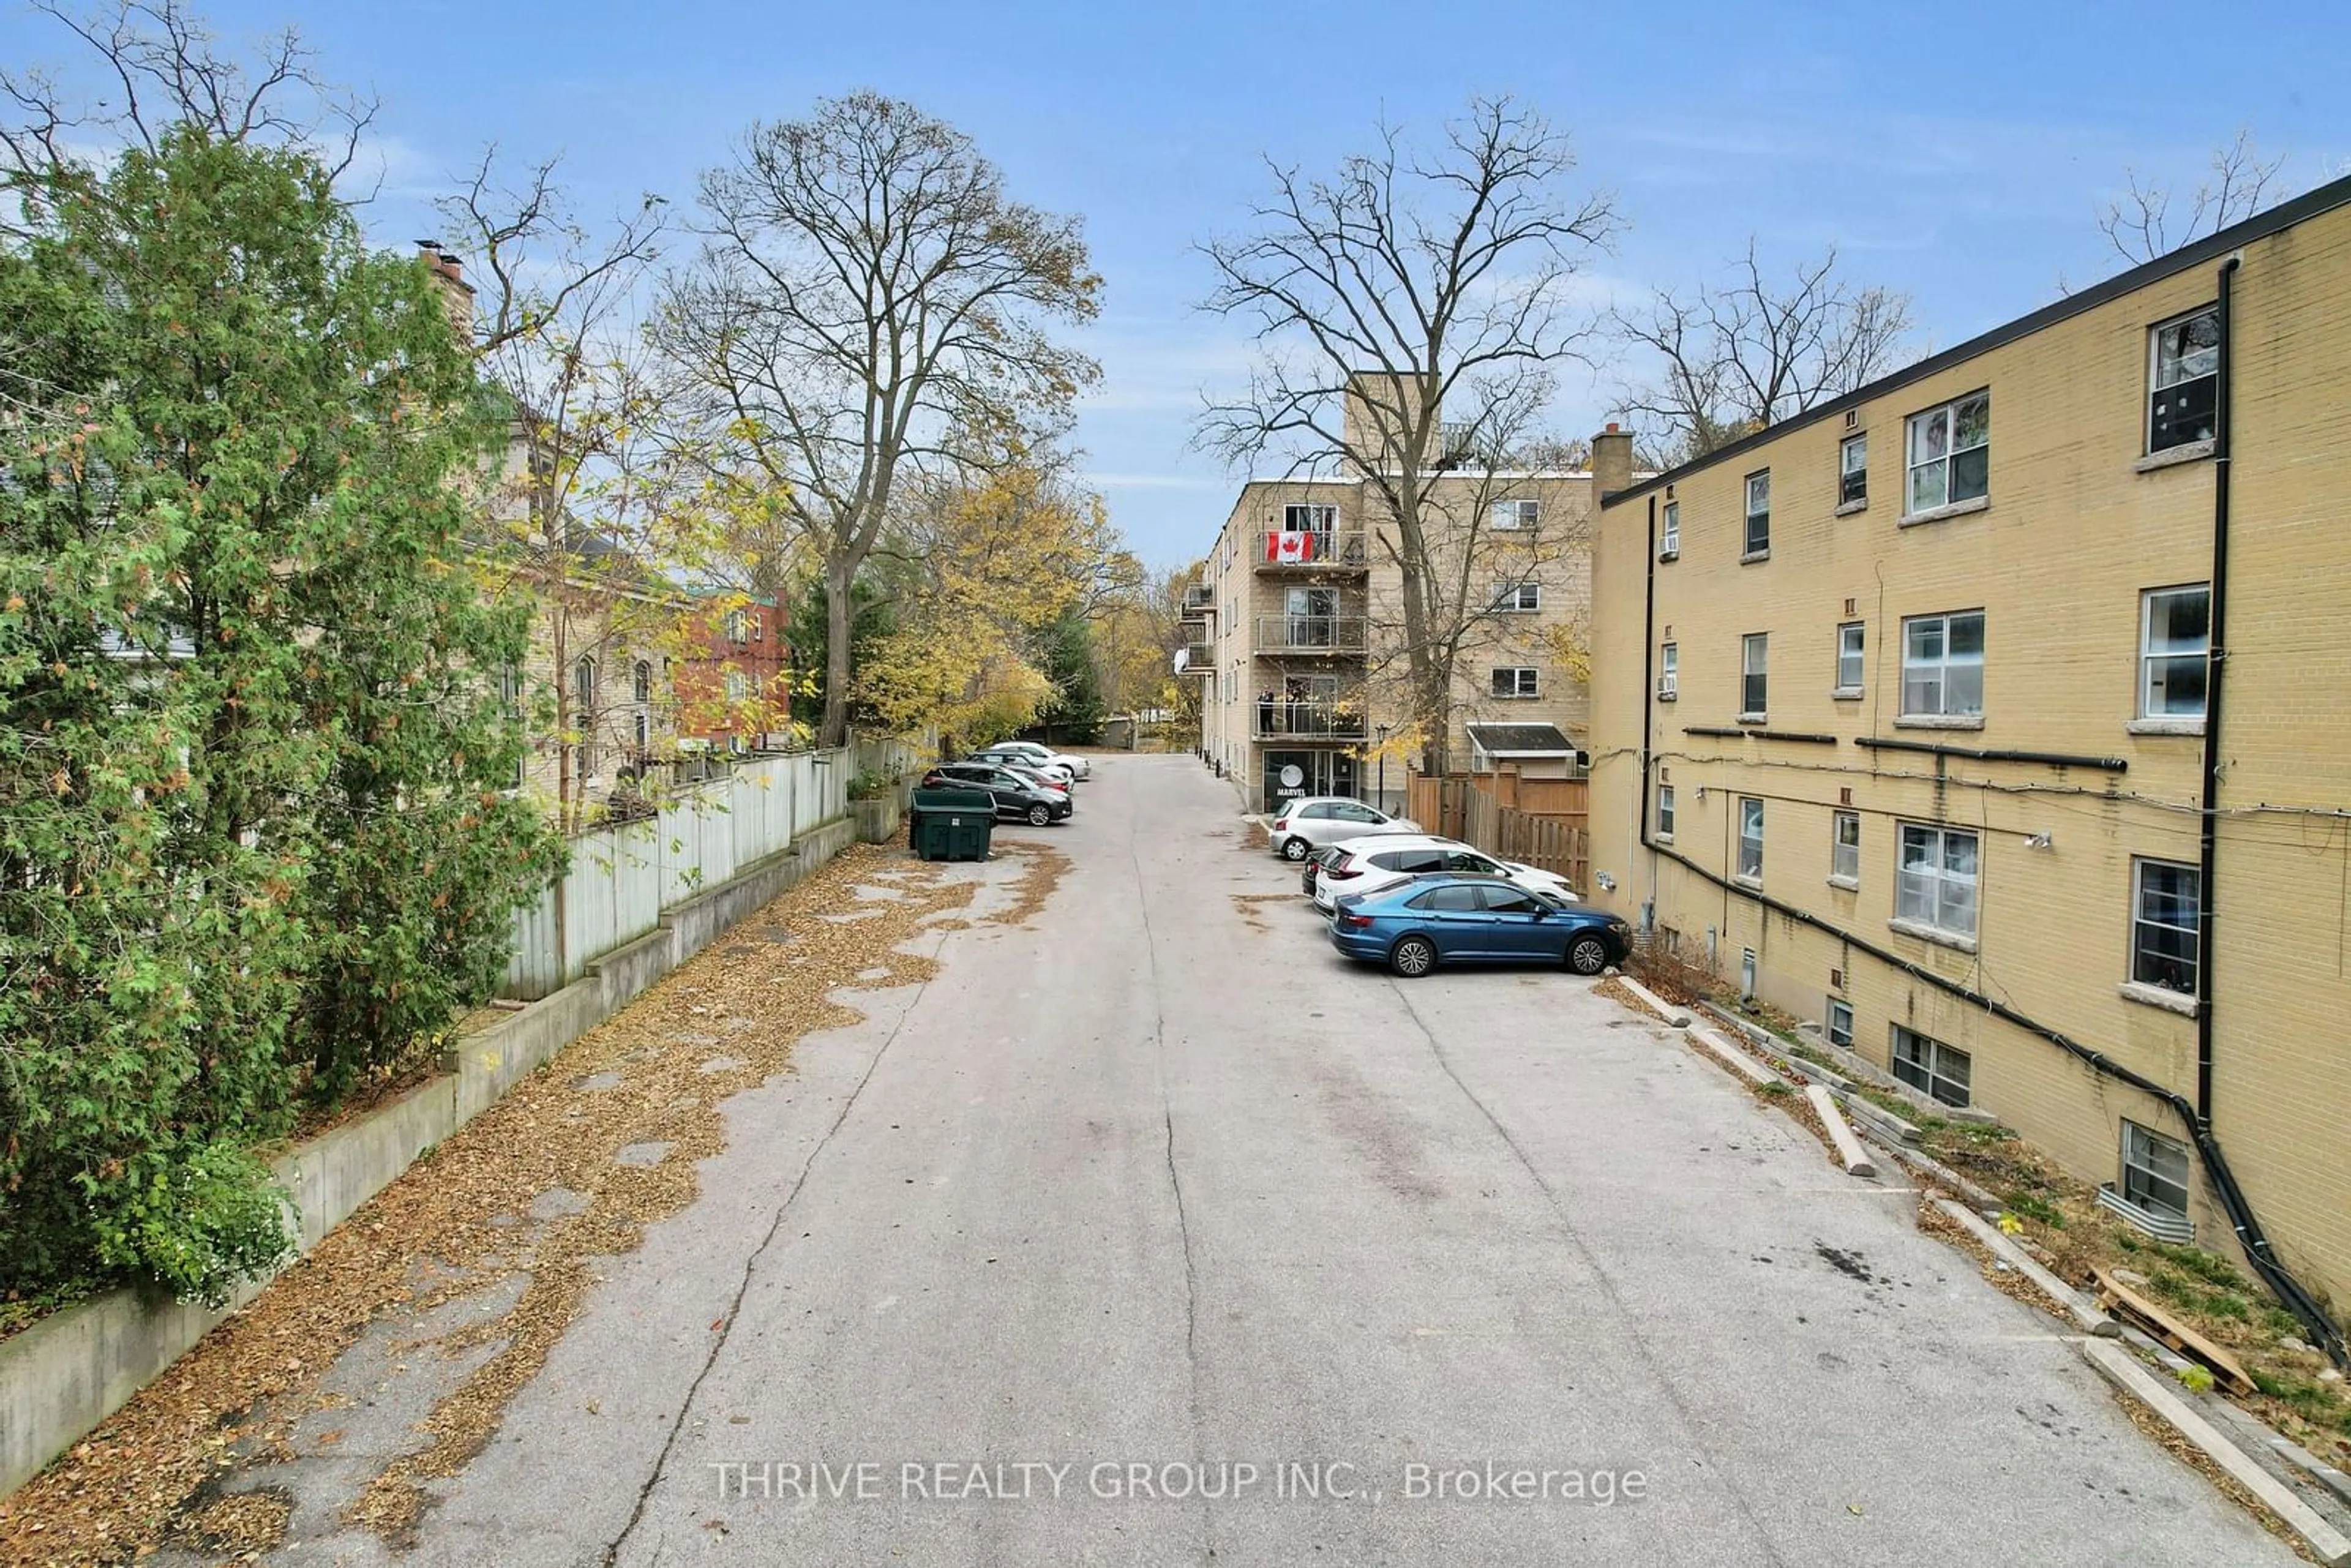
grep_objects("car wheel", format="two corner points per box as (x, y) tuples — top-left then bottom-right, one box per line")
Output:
(1280, 836), (1309, 861)
(1389, 935), (1437, 978)
(1027, 803), (1051, 826)
(1567, 936), (1610, 976)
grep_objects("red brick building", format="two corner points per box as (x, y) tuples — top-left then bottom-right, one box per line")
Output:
(671, 594), (794, 753)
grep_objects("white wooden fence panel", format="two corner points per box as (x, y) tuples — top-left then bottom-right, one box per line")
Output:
(501, 746), (859, 1002)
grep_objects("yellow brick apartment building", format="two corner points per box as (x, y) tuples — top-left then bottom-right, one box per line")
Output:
(1584, 176), (2351, 1328)
(1182, 389), (1600, 814)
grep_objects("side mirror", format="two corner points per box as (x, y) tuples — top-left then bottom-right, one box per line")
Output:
(1529, 907), (1548, 920)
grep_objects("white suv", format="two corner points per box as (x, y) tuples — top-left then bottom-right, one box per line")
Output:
(1310, 835), (1578, 910)
(1267, 797), (1420, 861)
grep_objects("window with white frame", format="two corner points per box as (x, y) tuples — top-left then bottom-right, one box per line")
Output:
(1737, 797), (1764, 882)
(1491, 580), (1541, 612)
(1743, 470), (1771, 555)
(1897, 823), (1978, 939)
(1839, 432), (1868, 506)
(1905, 390), (1990, 514)
(2131, 858), (2201, 996)
(1741, 632), (1768, 718)
(1835, 622), (1864, 694)
(1658, 642), (1678, 700)
(2148, 306), (2219, 454)
(1901, 610), (1984, 718)
(498, 666), (525, 788)
(632, 659), (651, 703)
(1826, 999), (1853, 1048)
(724, 669), (751, 703)
(1891, 1025), (1971, 1106)
(2140, 585), (2210, 719)
(1656, 783), (1676, 837)
(1490, 666), (1540, 699)
(1488, 498), (1541, 531)
(1831, 811), (1860, 884)
(726, 609), (749, 646)
(634, 710), (650, 751)
(573, 656), (598, 715)
(2120, 1120), (2191, 1221)
(1660, 500), (1680, 559)
(1283, 502), (1338, 535)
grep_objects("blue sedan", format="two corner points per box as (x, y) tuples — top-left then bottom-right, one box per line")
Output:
(1327, 873), (1632, 978)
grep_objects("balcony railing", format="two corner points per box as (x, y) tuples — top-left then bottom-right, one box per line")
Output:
(1183, 584), (1216, 612)
(1255, 615), (1367, 654)
(1254, 530), (1370, 570)
(1251, 699), (1367, 741)
(1176, 643), (1214, 675)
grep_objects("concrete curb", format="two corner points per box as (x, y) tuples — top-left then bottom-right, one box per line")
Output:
(1688, 1027), (1780, 1087)
(2081, 1339), (2351, 1566)
(1804, 1085), (1879, 1177)
(1616, 975), (1691, 1026)
(0, 816), (860, 1502)
(1933, 1198), (2120, 1339)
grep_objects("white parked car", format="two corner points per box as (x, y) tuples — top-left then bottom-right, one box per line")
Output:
(990, 740), (1090, 780)
(1310, 835), (1578, 911)
(968, 746), (1076, 787)
(1267, 797), (1421, 861)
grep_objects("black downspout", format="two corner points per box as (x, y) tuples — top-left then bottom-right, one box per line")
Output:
(1639, 497), (1656, 871)
(2196, 255), (2238, 1128)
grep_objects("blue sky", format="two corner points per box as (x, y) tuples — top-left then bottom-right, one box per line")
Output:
(8, 0), (2346, 569)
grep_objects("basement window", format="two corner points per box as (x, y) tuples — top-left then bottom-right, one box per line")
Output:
(1891, 1024), (1971, 1108)
(2120, 1120), (2191, 1224)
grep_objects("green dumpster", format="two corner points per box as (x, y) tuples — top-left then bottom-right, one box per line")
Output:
(909, 786), (996, 862)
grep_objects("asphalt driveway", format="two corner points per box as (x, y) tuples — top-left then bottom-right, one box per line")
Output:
(250, 755), (2293, 1566)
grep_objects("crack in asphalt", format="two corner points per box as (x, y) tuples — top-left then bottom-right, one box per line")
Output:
(1129, 776), (1217, 1567)
(1386, 980), (1793, 1568)
(598, 923), (954, 1567)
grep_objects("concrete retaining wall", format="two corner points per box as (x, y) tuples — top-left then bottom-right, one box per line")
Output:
(853, 792), (905, 844)
(0, 816), (860, 1501)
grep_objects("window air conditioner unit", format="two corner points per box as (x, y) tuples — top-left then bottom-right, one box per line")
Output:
(1655, 678), (1678, 701)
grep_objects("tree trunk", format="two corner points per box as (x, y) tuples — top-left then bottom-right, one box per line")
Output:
(821, 558), (854, 749)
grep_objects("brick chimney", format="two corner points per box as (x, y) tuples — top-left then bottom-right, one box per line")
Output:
(1592, 421), (1634, 498)
(414, 239), (476, 346)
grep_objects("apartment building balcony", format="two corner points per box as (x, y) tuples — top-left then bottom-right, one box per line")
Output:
(1183, 583), (1217, 613)
(1254, 529), (1369, 572)
(1175, 642), (1215, 675)
(1255, 614), (1367, 654)
(1250, 697), (1368, 742)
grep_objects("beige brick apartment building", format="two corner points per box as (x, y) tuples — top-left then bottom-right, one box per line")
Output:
(1182, 390), (1600, 814)
(1583, 175), (2351, 1324)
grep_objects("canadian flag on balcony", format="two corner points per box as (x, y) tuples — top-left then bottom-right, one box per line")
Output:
(1265, 530), (1313, 563)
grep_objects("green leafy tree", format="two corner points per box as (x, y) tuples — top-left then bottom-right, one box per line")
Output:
(0, 126), (555, 1302)
(1033, 610), (1106, 745)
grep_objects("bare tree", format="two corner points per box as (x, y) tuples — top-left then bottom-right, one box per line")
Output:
(0, 0), (375, 191)
(2099, 129), (2284, 267)
(1613, 241), (1913, 465)
(1197, 96), (1616, 775)
(658, 92), (1102, 748)
(431, 153), (684, 831)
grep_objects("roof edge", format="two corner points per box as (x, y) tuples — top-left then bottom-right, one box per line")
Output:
(1605, 171), (2351, 507)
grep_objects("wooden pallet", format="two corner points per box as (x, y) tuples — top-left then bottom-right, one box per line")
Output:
(2093, 1266), (2256, 1395)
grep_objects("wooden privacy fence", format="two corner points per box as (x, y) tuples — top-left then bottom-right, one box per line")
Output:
(1405, 773), (1591, 894)
(501, 746), (850, 1000)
